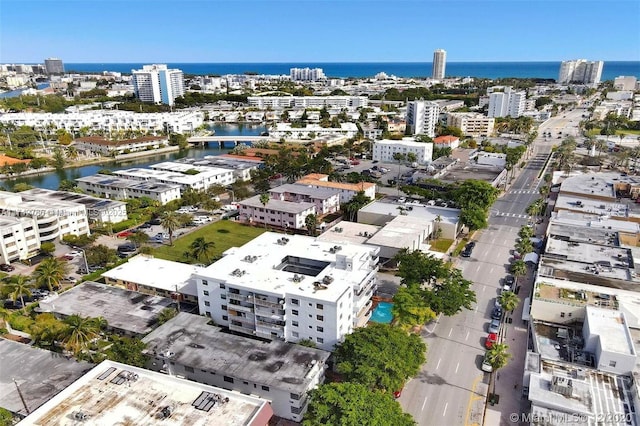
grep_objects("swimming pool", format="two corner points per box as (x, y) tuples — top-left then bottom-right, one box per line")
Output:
(370, 302), (394, 324)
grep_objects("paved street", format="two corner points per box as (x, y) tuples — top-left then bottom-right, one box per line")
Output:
(399, 109), (586, 425)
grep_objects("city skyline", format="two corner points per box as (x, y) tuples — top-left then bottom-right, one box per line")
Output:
(1, 0), (639, 63)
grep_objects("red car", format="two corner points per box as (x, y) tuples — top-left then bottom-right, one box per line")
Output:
(485, 332), (498, 349)
(117, 230), (134, 238)
(393, 387), (403, 398)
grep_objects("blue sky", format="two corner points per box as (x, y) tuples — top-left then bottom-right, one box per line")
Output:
(1, 0), (639, 63)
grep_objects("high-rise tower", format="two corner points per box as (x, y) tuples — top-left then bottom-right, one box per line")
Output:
(132, 64), (185, 106)
(432, 49), (447, 80)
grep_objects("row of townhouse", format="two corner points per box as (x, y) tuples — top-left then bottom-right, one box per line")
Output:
(74, 135), (168, 156)
(0, 110), (204, 134)
(247, 95), (368, 110)
(76, 175), (182, 205)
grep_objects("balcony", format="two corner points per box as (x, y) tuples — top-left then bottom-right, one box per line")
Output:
(228, 313), (255, 324)
(254, 307), (285, 319)
(227, 293), (252, 302)
(255, 329), (275, 340)
(256, 320), (284, 331)
(357, 300), (373, 318)
(254, 298), (283, 309)
(228, 303), (254, 313)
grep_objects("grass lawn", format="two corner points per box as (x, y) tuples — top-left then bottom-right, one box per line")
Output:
(589, 128), (640, 137)
(152, 220), (266, 263)
(429, 239), (454, 253)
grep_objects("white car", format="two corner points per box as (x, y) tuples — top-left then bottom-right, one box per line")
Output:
(481, 354), (493, 373)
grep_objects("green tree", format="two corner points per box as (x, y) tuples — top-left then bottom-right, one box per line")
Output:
(127, 231), (150, 248)
(158, 307), (179, 325)
(33, 257), (67, 291)
(297, 339), (317, 348)
(186, 237), (215, 264)
(425, 269), (476, 316)
(342, 191), (371, 222)
(395, 249), (450, 286)
(52, 147), (66, 170)
(303, 382), (414, 426)
(334, 323), (426, 393)
(459, 206), (489, 231)
(259, 193), (270, 228)
(518, 225), (534, 240)
(104, 336), (148, 367)
(30, 313), (66, 349)
(160, 211), (181, 246)
(39, 241), (55, 255)
(499, 291), (520, 312)
(85, 244), (118, 267)
(12, 182), (33, 192)
(305, 213), (317, 237)
(59, 314), (103, 356)
(58, 179), (79, 192)
(3, 275), (32, 313)
(0, 407), (13, 426)
(453, 180), (499, 211)
(487, 343), (511, 401)
(510, 259), (527, 278)
(515, 238), (533, 255)
(392, 286), (437, 331)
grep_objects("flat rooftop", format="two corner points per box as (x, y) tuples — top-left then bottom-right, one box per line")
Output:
(20, 360), (272, 426)
(549, 210), (640, 233)
(358, 199), (460, 225)
(547, 223), (619, 246)
(0, 340), (93, 417)
(38, 282), (175, 336)
(21, 188), (125, 212)
(239, 195), (315, 214)
(0, 190), (84, 212)
(271, 183), (339, 199)
(559, 172), (635, 200)
(585, 306), (636, 356)
(528, 360), (635, 425)
(150, 161), (234, 176)
(142, 313), (331, 394)
(101, 255), (203, 296)
(114, 168), (223, 185)
(76, 175), (181, 193)
(555, 194), (630, 219)
(365, 215), (430, 249)
(317, 222), (381, 245)
(179, 156), (260, 171)
(197, 232), (378, 302)
(297, 174), (376, 192)
(0, 216), (34, 229)
(437, 162), (502, 185)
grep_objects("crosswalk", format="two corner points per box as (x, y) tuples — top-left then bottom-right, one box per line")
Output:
(491, 211), (532, 219)
(509, 189), (539, 194)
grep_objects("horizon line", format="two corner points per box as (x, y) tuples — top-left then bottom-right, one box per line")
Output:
(6, 60), (640, 65)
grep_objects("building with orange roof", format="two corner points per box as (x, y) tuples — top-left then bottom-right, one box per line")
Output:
(433, 135), (460, 149)
(0, 155), (30, 167)
(296, 173), (376, 203)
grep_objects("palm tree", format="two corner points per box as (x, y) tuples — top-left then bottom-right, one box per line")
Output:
(515, 238), (533, 256)
(305, 213), (318, 237)
(259, 193), (270, 229)
(188, 237), (215, 264)
(518, 225), (534, 240)
(160, 211), (181, 246)
(510, 259), (527, 282)
(499, 291), (520, 313)
(4, 275), (32, 313)
(66, 146), (79, 161)
(34, 257), (67, 291)
(59, 315), (102, 356)
(434, 215), (443, 240)
(487, 343), (511, 402)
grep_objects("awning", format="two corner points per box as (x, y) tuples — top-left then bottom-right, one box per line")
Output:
(524, 252), (539, 264)
(522, 297), (531, 321)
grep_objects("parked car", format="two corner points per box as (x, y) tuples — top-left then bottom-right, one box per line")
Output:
(0, 264), (15, 272)
(62, 255), (74, 261)
(485, 332), (498, 349)
(61, 276), (77, 284)
(488, 318), (501, 334)
(149, 218), (162, 225)
(504, 275), (515, 289)
(481, 354), (493, 372)
(117, 230), (134, 238)
(491, 306), (503, 320)
(139, 222), (152, 229)
(393, 387), (403, 398)
(117, 244), (137, 254)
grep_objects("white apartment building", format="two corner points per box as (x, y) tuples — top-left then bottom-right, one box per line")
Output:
(268, 122), (358, 140)
(76, 175), (181, 205)
(373, 138), (433, 165)
(0, 111), (204, 135)
(432, 49), (447, 80)
(21, 188), (127, 224)
(247, 96), (368, 110)
(290, 67), (325, 81)
(446, 112), (495, 138)
(487, 87), (526, 118)
(296, 174), (376, 204)
(0, 217), (40, 264)
(558, 59), (604, 85)
(406, 100), (439, 137)
(269, 184), (340, 215)
(238, 196), (316, 230)
(74, 136), (167, 156)
(149, 161), (235, 187)
(132, 64), (185, 106)
(142, 313), (328, 422)
(613, 76), (638, 91)
(0, 191), (89, 242)
(194, 232), (380, 351)
(114, 166), (232, 193)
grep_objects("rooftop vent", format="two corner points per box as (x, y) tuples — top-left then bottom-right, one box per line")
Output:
(334, 227), (343, 233)
(248, 351), (268, 361)
(291, 274), (304, 283)
(243, 255), (258, 263)
(322, 275), (334, 285)
(276, 237), (290, 245)
(231, 269), (246, 277)
(267, 361), (284, 372)
(550, 375), (573, 397)
(73, 412), (89, 421)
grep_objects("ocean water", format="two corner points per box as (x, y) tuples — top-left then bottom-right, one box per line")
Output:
(65, 61), (640, 80)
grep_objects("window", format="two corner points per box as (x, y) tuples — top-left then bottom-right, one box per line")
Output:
(223, 376), (234, 383)
(560, 312), (565, 318)
(292, 310), (298, 316)
(222, 305), (227, 310)
(292, 331), (299, 337)
(291, 298), (299, 306)
(221, 294), (226, 300)
(317, 326), (323, 332)
(290, 393), (301, 400)
(317, 303), (323, 310)
(185, 366), (194, 373)
(243, 381), (249, 385)
(204, 301), (210, 307)
(292, 321), (298, 327)
(317, 337), (324, 344)
(202, 280), (208, 286)
(222, 315), (228, 321)
(261, 385), (270, 391)
(609, 360), (617, 368)
(203, 290), (209, 296)
(317, 315), (324, 321)
(219, 283), (225, 289)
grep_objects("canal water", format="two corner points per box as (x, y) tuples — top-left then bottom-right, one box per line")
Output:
(2, 123), (267, 191)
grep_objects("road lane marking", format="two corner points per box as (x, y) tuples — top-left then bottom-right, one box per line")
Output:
(465, 331), (469, 341)
(448, 328), (453, 337)
(474, 304), (478, 313)
(443, 402), (448, 417)
(436, 358), (441, 370)
(455, 362), (460, 373)
(465, 375), (484, 426)
(489, 267), (494, 273)
(421, 397), (428, 411)
(481, 285), (485, 292)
